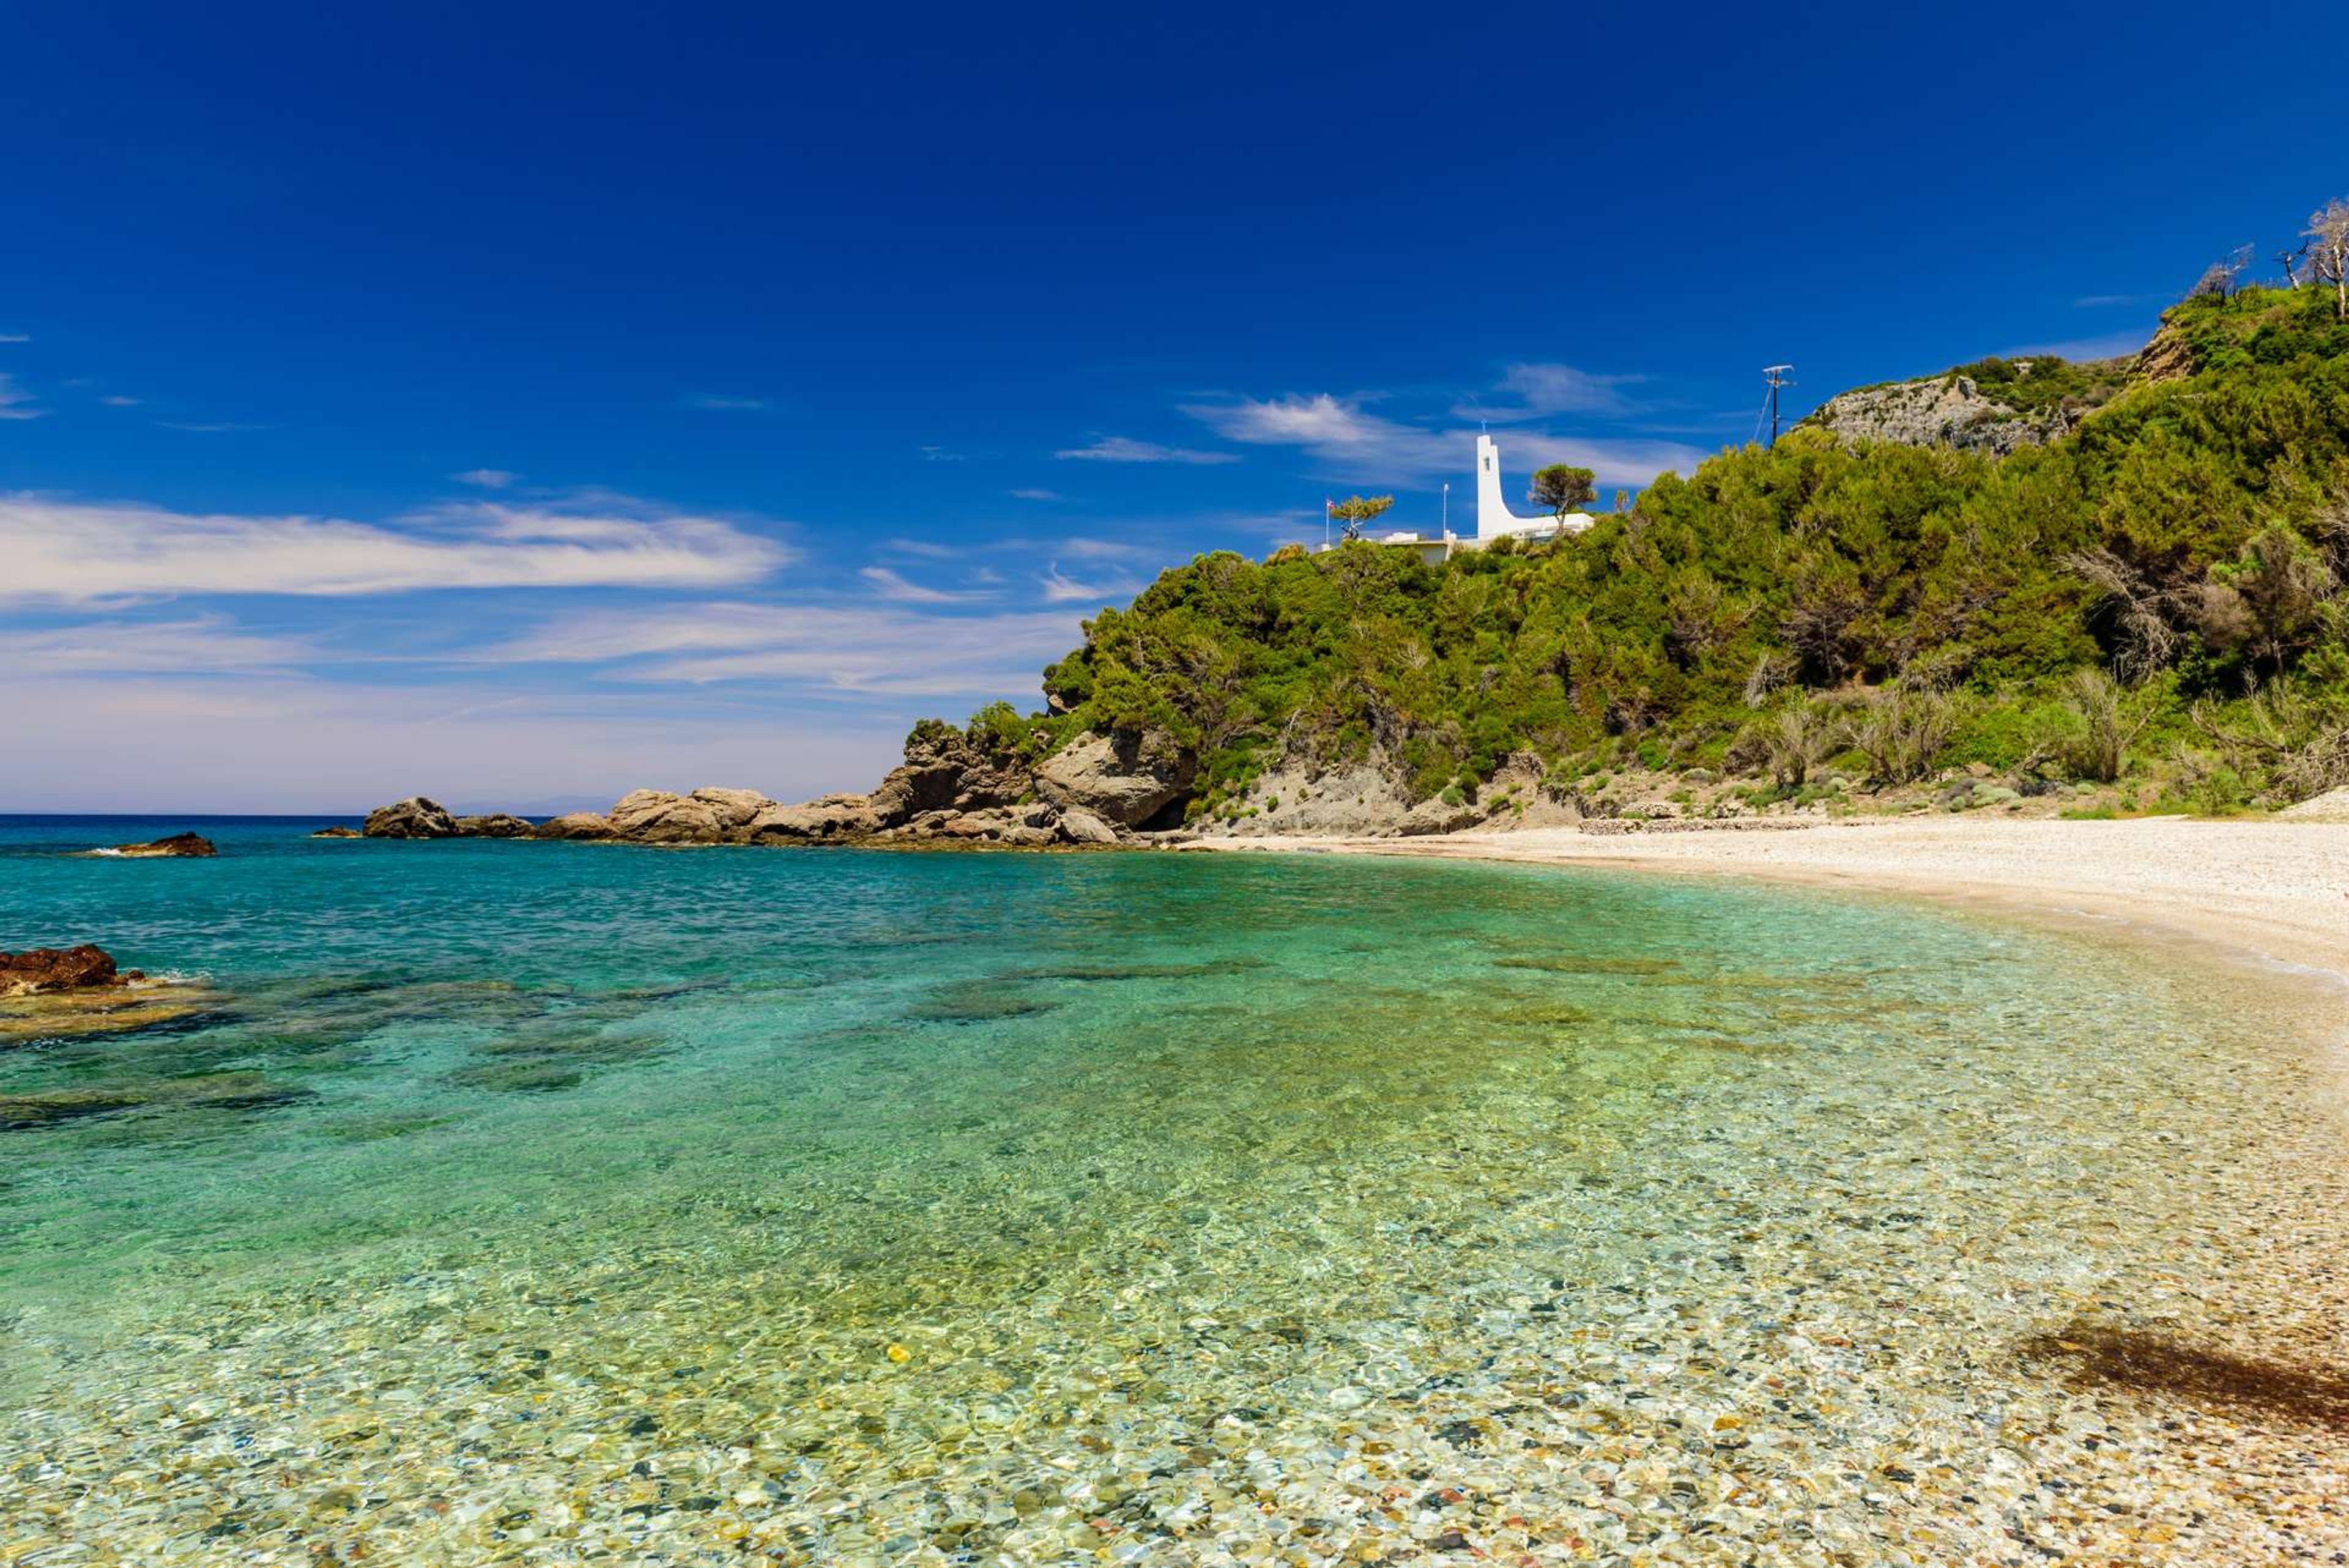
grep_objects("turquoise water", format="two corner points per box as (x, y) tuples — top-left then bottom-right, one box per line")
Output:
(2, 817), (2344, 1564)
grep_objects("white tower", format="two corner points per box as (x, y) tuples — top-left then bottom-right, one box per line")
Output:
(1475, 432), (1595, 543)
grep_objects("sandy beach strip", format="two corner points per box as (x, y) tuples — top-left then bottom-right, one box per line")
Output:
(1192, 816), (2349, 996)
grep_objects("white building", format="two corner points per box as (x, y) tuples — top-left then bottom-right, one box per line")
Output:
(1323, 432), (1597, 563)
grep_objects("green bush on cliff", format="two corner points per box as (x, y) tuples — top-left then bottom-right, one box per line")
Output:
(929, 284), (2349, 813)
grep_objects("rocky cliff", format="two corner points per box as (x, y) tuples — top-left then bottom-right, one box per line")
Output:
(1804, 370), (2075, 456)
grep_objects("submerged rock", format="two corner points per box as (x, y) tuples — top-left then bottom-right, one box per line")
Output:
(311, 825), (363, 838)
(105, 831), (217, 858)
(364, 796), (459, 838)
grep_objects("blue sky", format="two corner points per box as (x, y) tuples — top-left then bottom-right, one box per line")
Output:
(5, 2), (2345, 810)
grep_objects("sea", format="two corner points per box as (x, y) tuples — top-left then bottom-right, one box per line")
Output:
(2, 813), (2344, 1564)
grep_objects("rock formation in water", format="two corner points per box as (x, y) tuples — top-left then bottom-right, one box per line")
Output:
(365, 797), (459, 838)
(0, 944), (139, 997)
(105, 832), (217, 857)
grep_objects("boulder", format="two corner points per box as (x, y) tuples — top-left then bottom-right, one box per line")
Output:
(689, 787), (772, 830)
(108, 831), (217, 857)
(607, 789), (727, 843)
(1032, 729), (1197, 827)
(364, 796), (459, 838)
(1056, 806), (1121, 845)
(1, 944), (133, 999)
(529, 811), (616, 840)
(452, 813), (533, 838)
(311, 826), (363, 838)
(743, 794), (881, 842)
(1397, 797), (1482, 837)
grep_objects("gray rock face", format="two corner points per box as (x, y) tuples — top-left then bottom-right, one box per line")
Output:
(1033, 730), (1197, 827)
(364, 797), (459, 839)
(1806, 374), (2069, 456)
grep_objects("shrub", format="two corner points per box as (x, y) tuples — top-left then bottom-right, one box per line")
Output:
(2053, 668), (2146, 783)
(1841, 687), (1958, 785)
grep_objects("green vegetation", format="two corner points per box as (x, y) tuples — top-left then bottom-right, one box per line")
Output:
(929, 279), (2349, 819)
(1529, 463), (1597, 520)
(1940, 353), (2132, 418)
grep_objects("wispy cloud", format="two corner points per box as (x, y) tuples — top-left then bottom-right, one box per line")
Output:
(858, 564), (990, 604)
(483, 601), (1084, 696)
(0, 374), (47, 421)
(881, 537), (957, 559)
(0, 492), (792, 604)
(0, 333), (28, 344)
(1997, 327), (2153, 362)
(919, 445), (967, 462)
(686, 394), (770, 412)
(1464, 363), (1645, 421)
(2073, 293), (2155, 309)
(453, 468), (518, 489)
(1185, 391), (1705, 488)
(0, 615), (315, 674)
(99, 394), (143, 408)
(155, 420), (262, 433)
(1055, 435), (1239, 465)
(1010, 487), (1061, 501)
(1041, 564), (1143, 604)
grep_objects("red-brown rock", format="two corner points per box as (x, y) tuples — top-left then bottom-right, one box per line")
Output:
(0, 944), (138, 998)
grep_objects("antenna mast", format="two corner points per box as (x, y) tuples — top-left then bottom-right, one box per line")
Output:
(1762, 364), (1795, 446)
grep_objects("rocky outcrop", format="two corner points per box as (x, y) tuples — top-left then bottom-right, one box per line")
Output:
(529, 811), (617, 840)
(1806, 374), (2071, 457)
(105, 832), (217, 857)
(364, 797), (459, 838)
(355, 723), (1205, 852)
(311, 826), (363, 838)
(1033, 729), (1197, 827)
(1, 944), (136, 998)
(451, 813), (532, 838)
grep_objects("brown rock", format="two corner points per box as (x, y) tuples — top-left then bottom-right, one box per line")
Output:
(689, 788), (771, 829)
(869, 724), (1031, 824)
(451, 813), (533, 838)
(311, 826), (363, 838)
(606, 788), (727, 842)
(364, 796), (459, 838)
(106, 831), (217, 857)
(528, 811), (616, 840)
(0, 944), (128, 999)
(1056, 806), (1121, 845)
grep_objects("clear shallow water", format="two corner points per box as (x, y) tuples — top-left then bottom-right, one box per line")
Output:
(2, 816), (2345, 1564)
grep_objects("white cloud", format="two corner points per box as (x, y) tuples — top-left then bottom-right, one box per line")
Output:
(1055, 435), (1239, 465)
(99, 394), (143, 409)
(919, 445), (968, 462)
(1010, 487), (1061, 501)
(1467, 363), (1644, 420)
(0, 616), (314, 674)
(155, 420), (261, 433)
(687, 393), (770, 412)
(2073, 293), (2154, 309)
(0, 374), (46, 421)
(0, 332), (28, 344)
(1184, 391), (1706, 488)
(1055, 535), (1156, 561)
(858, 565), (989, 604)
(483, 601), (1084, 696)
(0, 492), (792, 604)
(1041, 564), (1143, 604)
(882, 537), (957, 559)
(453, 468), (518, 489)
